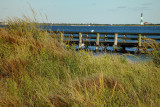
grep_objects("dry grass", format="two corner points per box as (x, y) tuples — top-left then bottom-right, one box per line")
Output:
(0, 17), (160, 106)
(142, 37), (160, 65)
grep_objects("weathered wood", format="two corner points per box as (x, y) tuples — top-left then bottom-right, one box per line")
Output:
(55, 31), (160, 36)
(104, 35), (107, 41)
(50, 31), (160, 52)
(70, 34), (73, 40)
(114, 33), (118, 46)
(66, 40), (139, 47)
(86, 34), (88, 41)
(79, 32), (82, 48)
(123, 35), (126, 42)
(82, 36), (138, 40)
(96, 33), (100, 50)
(96, 33), (100, 45)
(138, 34), (141, 47)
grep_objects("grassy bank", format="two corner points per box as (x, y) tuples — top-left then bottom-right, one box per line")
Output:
(0, 18), (160, 107)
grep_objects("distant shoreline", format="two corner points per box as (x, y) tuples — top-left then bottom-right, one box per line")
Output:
(37, 23), (160, 26)
(1, 23), (160, 26)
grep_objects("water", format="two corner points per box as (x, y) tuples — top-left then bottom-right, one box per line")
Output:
(93, 52), (152, 62)
(45, 25), (159, 62)
(46, 25), (160, 33)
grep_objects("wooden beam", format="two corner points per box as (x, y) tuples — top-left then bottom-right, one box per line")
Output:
(55, 31), (160, 36)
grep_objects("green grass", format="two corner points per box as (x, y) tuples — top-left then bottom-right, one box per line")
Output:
(0, 17), (160, 107)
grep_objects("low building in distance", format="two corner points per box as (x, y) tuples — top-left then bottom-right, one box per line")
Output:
(144, 22), (152, 25)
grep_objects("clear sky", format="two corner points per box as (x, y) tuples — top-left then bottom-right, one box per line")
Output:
(0, 0), (160, 24)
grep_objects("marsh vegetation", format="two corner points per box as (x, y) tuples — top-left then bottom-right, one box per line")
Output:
(0, 17), (160, 107)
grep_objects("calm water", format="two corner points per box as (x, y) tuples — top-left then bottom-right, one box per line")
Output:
(46, 25), (160, 33)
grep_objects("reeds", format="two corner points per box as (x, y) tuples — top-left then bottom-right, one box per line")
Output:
(0, 17), (160, 106)
(142, 37), (160, 66)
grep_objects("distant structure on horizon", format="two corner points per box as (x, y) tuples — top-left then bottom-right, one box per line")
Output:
(0, 22), (7, 25)
(141, 13), (143, 25)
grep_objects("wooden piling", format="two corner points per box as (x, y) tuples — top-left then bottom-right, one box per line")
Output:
(79, 32), (82, 48)
(70, 34), (73, 40)
(86, 34), (88, 41)
(104, 35), (107, 41)
(123, 35), (126, 42)
(96, 33), (100, 50)
(138, 33), (142, 53)
(138, 34), (141, 47)
(114, 33), (118, 46)
(96, 33), (100, 45)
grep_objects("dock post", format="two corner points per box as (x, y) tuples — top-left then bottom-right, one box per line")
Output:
(60, 32), (64, 44)
(113, 33), (118, 51)
(138, 34), (142, 47)
(123, 35), (126, 42)
(70, 34), (73, 40)
(114, 33), (118, 46)
(96, 33), (100, 50)
(138, 33), (142, 52)
(86, 34), (88, 41)
(79, 32), (82, 49)
(104, 35), (107, 41)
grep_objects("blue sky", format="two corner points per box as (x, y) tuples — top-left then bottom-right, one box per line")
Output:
(0, 0), (160, 24)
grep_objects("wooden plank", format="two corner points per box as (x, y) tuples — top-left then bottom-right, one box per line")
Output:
(63, 35), (160, 40)
(66, 40), (139, 47)
(63, 36), (159, 41)
(53, 31), (160, 36)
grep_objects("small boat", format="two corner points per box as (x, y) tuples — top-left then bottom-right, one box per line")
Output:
(90, 30), (94, 32)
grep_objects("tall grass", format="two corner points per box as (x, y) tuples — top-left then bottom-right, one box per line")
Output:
(0, 17), (160, 107)
(142, 37), (160, 66)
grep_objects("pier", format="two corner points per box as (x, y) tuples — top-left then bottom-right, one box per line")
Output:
(50, 31), (160, 53)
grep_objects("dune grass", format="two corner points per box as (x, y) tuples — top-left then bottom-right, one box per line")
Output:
(142, 37), (160, 65)
(0, 18), (160, 107)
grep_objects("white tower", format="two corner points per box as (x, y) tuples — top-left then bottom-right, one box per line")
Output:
(141, 13), (143, 25)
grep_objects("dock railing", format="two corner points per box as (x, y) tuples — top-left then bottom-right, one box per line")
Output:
(49, 31), (160, 52)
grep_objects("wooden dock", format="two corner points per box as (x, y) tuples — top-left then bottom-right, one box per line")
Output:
(50, 31), (160, 53)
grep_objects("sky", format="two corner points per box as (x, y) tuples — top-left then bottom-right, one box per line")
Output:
(0, 0), (160, 24)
